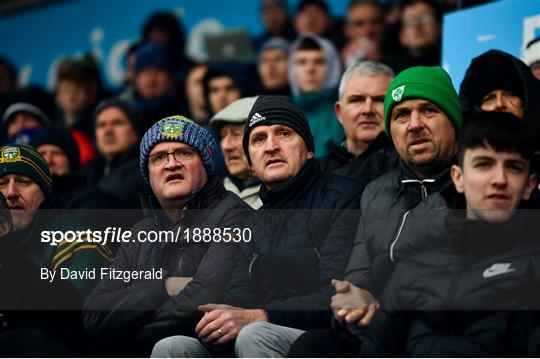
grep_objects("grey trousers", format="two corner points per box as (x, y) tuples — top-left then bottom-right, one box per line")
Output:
(151, 322), (305, 358)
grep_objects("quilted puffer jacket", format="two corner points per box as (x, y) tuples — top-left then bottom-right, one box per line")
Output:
(362, 212), (540, 357)
(344, 159), (457, 296)
(83, 177), (251, 354)
(224, 159), (365, 330)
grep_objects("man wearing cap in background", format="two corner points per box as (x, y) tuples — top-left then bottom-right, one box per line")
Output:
(151, 96), (364, 357)
(210, 97), (262, 209)
(83, 98), (147, 209)
(31, 127), (116, 209)
(257, 38), (291, 96)
(1, 87), (53, 144)
(0, 144), (111, 299)
(289, 66), (464, 357)
(119, 41), (181, 132)
(83, 116), (250, 356)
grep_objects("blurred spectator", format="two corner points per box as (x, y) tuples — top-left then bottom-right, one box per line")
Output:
(1, 86), (53, 145)
(524, 37), (540, 80)
(254, 0), (296, 50)
(54, 55), (106, 164)
(210, 97), (263, 209)
(202, 63), (246, 118)
(257, 38), (291, 95)
(83, 99), (147, 209)
(295, 0), (331, 37)
(319, 60), (398, 182)
(341, 0), (385, 65)
(54, 57), (101, 137)
(122, 40), (143, 90)
(119, 42), (181, 132)
(387, 0), (442, 72)
(183, 64), (208, 125)
(289, 34), (343, 156)
(31, 127), (116, 209)
(294, 0), (345, 50)
(459, 50), (540, 154)
(0, 56), (17, 110)
(142, 12), (191, 72)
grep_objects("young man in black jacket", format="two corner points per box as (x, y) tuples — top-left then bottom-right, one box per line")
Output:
(362, 111), (540, 357)
(152, 96), (364, 357)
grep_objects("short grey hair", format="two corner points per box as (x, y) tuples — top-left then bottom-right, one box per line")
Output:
(338, 61), (395, 100)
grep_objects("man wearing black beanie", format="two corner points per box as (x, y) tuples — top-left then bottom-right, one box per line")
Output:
(31, 127), (116, 209)
(151, 95), (365, 357)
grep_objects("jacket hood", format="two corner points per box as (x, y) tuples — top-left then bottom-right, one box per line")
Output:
(459, 50), (540, 145)
(287, 34), (342, 96)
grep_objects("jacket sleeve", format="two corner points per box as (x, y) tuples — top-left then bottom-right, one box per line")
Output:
(82, 243), (169, 337)
(344, 213), (376, 294)
(168, 203), (251, 305)
(52, 238), (113, 300)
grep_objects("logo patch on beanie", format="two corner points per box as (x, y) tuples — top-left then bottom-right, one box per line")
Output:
(161, 119), (184, 138)
(392, 85), (405, 102)
(249, 112), (266, 127)
(1, 146), (20, 162)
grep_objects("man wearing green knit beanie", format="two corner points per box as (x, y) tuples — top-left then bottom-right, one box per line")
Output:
(329, 66), (464, 350)
(382, 65), (462, 178)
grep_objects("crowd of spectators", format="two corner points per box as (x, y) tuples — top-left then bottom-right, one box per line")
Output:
(1, 0), (540, 357)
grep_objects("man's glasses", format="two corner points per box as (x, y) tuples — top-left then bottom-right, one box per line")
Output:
(149, 148), (196, 167)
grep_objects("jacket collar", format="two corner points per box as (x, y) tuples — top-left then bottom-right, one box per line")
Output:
(141, 175), (226, 226)
(259, 159), (320, 208)
(447, 211), (534, 257)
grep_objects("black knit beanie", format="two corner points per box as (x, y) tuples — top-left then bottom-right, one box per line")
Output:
(30, 127), (80, 172)
(242, 95), (314, 164)
(93, 98), (142, 136)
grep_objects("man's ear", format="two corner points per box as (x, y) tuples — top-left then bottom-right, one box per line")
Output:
(335, 101), (344, 125)
(450, 164), (464, 193)
(307, 151), (314, 160)
(522, 173), (538, 200)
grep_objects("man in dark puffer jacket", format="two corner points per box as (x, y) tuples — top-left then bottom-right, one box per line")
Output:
(151, 96), (364, 357)
(362, 112), (540, 357)
(83, 116), (250, 356)
(289, 66), (465, 357)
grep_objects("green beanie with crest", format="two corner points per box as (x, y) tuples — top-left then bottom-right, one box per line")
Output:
(383, 66), (463, 138)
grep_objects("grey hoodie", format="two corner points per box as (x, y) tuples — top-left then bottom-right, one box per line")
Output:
(288, 34), (342, 96)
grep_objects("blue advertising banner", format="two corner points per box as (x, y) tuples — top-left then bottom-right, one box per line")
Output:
(0, 0), (348, 90)
(442, 0), (540, 89)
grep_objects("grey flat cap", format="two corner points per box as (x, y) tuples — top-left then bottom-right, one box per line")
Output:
(209, 96), (258, 131)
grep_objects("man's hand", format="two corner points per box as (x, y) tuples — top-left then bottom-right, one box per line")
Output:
(331, 279), (379, 327)
(165, 277), (193, 296)
(195, 304), (268, 345)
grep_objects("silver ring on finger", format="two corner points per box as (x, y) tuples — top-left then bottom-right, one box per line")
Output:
(217, 329), (224, 336)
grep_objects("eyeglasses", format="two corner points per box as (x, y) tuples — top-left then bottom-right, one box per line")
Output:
(402, 13), (435, 27)
(149, 148), (196, 167)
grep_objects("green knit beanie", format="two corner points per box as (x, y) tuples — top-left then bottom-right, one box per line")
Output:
(0, 144), (52, 197)
(384, 66), (463, 138)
